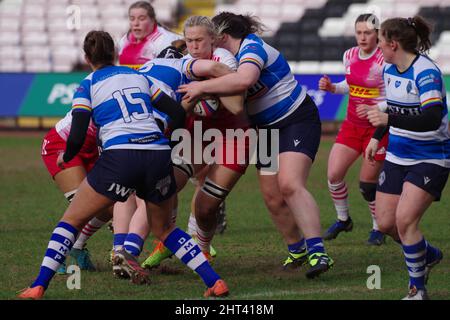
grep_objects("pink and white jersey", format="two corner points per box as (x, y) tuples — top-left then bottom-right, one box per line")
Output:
(55, 110), (97, 141)
(343, 46), (385, 127)
(118, 25), (181, 69)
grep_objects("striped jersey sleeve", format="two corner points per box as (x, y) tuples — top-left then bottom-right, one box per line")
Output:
(238, 42), (267, 70)
(416, 68), (444, 111)
(72, 77), (92, 114)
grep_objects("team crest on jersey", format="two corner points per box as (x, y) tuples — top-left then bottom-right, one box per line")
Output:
(156, 175), (171, 196)
(395, 80), (401, 88)
(406, 81), (413, 94)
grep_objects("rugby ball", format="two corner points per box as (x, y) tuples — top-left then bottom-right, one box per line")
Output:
(193, 98), (219, 117)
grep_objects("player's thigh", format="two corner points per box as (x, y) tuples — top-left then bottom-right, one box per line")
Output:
(278, 151), (313, 191)
(374, 191), (399, 230)
(54, 166), (87, 194)
(359, 157), (384, 183)
(395, 182), (434, 231)
(327, 143), (360, 182)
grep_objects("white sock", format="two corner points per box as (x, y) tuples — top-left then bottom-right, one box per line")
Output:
(73, 217), (107, 249)
(187, 213), (198, 236)
(196, 226), (215, 253)
(328, 180), (349, 221)
(368, 200), (379, 230)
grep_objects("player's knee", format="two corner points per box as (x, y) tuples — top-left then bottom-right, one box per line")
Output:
(64, 189), (77, 203)
(395, 212), (416, 236)
(279, 179), (304, 199)
(200, 177), (229, 203)
(173, 162), (194, 179)
(359, 181), (376, 202)
(376, 215), (395, 234)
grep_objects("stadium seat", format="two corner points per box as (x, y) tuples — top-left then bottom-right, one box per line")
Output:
(25, 60), (52, 72)
(24, 46), (51, 62)
(297, 61), (321, 74)
(0, 58), (24, 72)
(0, 32), (20, 46)
(22, 32), (48, 46)
(0, 18), (20, 32)
(22, 19), (47, 33)
(0, 46), (22, 60)
(49, 32), (76, 47)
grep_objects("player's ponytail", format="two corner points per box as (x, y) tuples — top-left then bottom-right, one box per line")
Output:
(212, 12), (266, 39)
(83, 31), (116, 68)
(381, 16), (432, 54)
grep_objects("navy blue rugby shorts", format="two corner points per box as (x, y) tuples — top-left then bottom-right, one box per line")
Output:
(256, 94), (321, 171)
(87, 149), (176, 204)
(377, 160), (449, 201)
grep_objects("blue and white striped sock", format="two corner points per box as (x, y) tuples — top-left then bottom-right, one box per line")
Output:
(306, 237), (326, 255)
(164, 227), (220, 288)
(124, 233), (144, 257)
(403, 238), (427, 290)
(31, 221), (78, 289)
(288, 238), (306, 254)
(113, 233), (127, 251)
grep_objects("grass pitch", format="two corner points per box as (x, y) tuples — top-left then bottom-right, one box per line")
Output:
(1, 134), (449, 300)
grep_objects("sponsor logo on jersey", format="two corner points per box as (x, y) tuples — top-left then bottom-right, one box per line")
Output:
(395, 80), (401, 88)
(349, 85), (380, 98)
(407, 81), (413, 94)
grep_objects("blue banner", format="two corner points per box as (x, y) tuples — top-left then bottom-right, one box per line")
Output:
(0, 73), (35, 116)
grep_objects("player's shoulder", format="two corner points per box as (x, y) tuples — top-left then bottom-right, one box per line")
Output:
(414, 55), (442, 75)
(343, 46), (359, 61)
(158, 26), (182, 41)
(374, 47), (384, 65)
(212, 47), (236, 60)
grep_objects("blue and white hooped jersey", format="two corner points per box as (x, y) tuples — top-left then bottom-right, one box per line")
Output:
(139, 58), (197, 102)
(236, 34), (306, 126)
(138, 58), (197, 126)
(72, 65), (170, 151)
(384, 55), (450, 167)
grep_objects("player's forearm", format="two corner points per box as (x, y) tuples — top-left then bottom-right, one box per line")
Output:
(388, 105), (443, 132)
(193, 60), (233, 79)
(200, 72), (251, 96)
(218, 94), (245, 115)
(63, 111), (91, 162)
(334, 80), (349, 95)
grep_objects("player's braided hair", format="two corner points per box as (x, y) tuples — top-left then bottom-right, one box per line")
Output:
(212, 12), (266, 39)
(381, 16), (432, 54)
(83, 31), (115, 67)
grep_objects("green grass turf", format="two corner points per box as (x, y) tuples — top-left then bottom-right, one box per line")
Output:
(1, 134), (449, 300)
